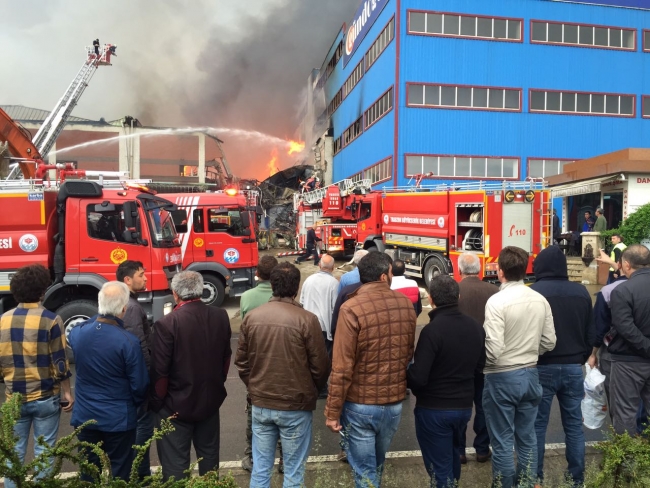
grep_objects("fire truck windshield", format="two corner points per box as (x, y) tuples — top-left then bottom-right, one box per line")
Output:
(142, 199), (180, 248)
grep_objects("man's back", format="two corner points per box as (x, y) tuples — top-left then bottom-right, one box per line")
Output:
(610, 268), (650, 359)
(0, 304), (69, 402)
(327, 282), (417, 415)
(151, 301), (232, 422)
(458, 277), (499, 325)
(484, 282), (555, 373)
(240, 281), (273, 319)
(301, 271), (338, 336)
(238, 298), (329, 411)
(69, 315), (148, 431)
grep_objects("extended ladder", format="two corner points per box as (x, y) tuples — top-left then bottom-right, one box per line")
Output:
(294, 178), (372, 209)
(31, 43), (116, 160)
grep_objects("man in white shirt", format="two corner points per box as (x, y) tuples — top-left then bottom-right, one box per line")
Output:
(482, 246), (556, 488)
(300, 254), (339, 396)
(390, 259), (422, 316)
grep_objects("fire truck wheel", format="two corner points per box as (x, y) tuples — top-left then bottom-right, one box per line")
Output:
(201, 274), (225, 307)
(57, 300), (98, 364)
(423, 255), (449, 289)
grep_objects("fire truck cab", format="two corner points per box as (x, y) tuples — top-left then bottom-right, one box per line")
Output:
(167, 192), (259, 307)
(0, 179), (186, 346)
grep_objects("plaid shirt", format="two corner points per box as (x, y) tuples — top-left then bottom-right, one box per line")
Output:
(0, 303), (71, 402)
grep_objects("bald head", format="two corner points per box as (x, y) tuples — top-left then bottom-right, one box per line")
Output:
(319, 254), (335, 273)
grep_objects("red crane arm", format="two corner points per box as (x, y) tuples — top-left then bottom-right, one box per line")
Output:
(0, 107), (41, 178)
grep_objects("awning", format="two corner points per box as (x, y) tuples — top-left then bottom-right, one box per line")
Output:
(550, 175), (621, 198)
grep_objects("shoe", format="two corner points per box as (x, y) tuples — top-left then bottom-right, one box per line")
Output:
(278, 458), (284, 474)
(318, 390), (328, 399)
(459, 454), (467, 465)
(476, 451), (492, 463)
(294, 260), (301, 264)
(241, 457), (252, 472)
(338, 450), (348, 463)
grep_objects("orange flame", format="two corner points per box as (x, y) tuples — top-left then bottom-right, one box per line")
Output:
(287, 140), (305, 155)
(267, 148), (280, 177)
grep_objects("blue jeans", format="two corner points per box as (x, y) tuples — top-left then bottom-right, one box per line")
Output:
(5, 395), (61, 488)
(483, 368), (543, 488)
(415, 407), (472, 488)
(535, 364), (585, 486)
(251, 407), (312, 488)
(341, 401), (403, 488)
(135, 407), (154, 478)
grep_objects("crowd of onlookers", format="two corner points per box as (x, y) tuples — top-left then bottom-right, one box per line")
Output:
(1, 238), (650, 488)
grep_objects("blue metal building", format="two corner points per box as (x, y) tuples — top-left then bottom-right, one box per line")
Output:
(322, 0), (650, 200)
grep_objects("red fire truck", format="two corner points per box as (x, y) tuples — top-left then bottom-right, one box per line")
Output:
(0, 177), (186, 337)
(165, 191), (260, 307)
(296, 179), (551, 285)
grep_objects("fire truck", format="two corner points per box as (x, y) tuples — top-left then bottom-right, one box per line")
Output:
(0, 41), (186, 350)
(296, 179), (551, 285)
(163, 190), (260, 307)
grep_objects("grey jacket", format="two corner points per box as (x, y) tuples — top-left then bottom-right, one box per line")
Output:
(122, 294), (152, 370)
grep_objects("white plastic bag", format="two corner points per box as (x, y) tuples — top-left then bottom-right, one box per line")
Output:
(581, 363), (607, 429)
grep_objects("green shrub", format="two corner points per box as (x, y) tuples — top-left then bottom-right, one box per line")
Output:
(0, 394), (237, 487)
(600, 202), (650, 252)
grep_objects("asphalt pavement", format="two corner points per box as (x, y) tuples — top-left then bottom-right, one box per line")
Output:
(0, 252), (608, 474)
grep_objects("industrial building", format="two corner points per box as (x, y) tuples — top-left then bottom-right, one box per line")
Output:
(299, 0), (650, 231)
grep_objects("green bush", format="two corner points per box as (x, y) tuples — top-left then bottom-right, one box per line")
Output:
(600, 202), (650, 253)
(0, 394), (237, 487)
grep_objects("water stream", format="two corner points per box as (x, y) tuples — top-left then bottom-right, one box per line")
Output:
(49, 126), (301, 156)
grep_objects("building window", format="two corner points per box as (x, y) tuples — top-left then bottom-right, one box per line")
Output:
(643, 96), (650, 118)
(406, 154), (519, 179)
(531, 20), (635, 50)
(408, 10), (522, 42)
(364, 157), (392, 185)
(327, 88), (343, 117)
(645, 30), (650, 52)
(530, 89), (635, 117)
(365, 17), (395, 70)
(407, 83), (521, 112)
(333, 136), (343, 155)
(343, 116), (363, 147)
(343, 60), (364, 98)
(527, 159), (575, 178)
(325, 41), (344, 80)
(365, 87), (394, 129)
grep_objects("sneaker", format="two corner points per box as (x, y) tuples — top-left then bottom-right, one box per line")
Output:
(241, 457), (252, 472)
(278, 458), (284, 474)
(476, 451), (492, 463)
(294, 260), (301, 265)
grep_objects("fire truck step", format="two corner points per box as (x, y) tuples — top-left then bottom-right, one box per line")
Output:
(276, 251), (304, 257)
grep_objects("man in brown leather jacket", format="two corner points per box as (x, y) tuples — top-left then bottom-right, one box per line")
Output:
(325, 252), (417, 488)
(236, 262), (330, 487)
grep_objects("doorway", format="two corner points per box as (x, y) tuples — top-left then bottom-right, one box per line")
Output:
(603, 192), (623, 230)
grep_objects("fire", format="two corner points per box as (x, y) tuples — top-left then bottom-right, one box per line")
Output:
(267, 148), (280, 177)
(287, 140), (305, 155)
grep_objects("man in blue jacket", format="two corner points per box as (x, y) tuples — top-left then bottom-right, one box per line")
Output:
(69, 281), (149, 482)
(530, 246), (593, 487)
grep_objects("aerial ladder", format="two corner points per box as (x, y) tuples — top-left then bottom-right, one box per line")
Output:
(2, 41), (116, 180)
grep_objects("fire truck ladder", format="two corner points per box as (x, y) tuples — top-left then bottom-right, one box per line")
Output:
(383, 179), (548, 193)
(31, 43), (116, 161)
(294, 178), (372, 209)
(540, 188), (554, 250)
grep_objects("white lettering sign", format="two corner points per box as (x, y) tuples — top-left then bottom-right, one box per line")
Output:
(0, 237), (12, 249)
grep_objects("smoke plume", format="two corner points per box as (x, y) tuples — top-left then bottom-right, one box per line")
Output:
(0, 0), (357, 179)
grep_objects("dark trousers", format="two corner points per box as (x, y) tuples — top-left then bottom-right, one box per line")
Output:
(459, 373), (490, 456)
(77, 427), (136, 482)
(415, 407), (472, 488)
(155, 407), (221, 481)
(135, 407), (154, 478)
(296, 245), (319, 264)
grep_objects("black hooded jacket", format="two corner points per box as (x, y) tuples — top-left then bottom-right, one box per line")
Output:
(530, 246), (594, 365)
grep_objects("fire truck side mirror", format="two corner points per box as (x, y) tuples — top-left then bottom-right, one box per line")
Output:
(123, 201), (139, 228)
(122, 229), (139, 244)
(240, 211), (251, 229)
(171, 210), (188, 234)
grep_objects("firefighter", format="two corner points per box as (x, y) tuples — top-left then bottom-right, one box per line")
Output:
(93, 39), (100, 56)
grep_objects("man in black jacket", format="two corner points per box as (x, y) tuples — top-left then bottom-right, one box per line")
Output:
(116, 260), (153, 480)
(407, 275), (485, 488)
(150, 271), (232, 481)
(609, 245), (650, 435)
(295, 224), (321, 265)
(530, 246), (593, 486)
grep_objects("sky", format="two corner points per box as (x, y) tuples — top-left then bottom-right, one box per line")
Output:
(0, 0), (357, 179)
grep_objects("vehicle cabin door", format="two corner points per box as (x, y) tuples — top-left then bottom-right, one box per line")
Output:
(79, 201), (152, 283)
(195, 206), (255, 269)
